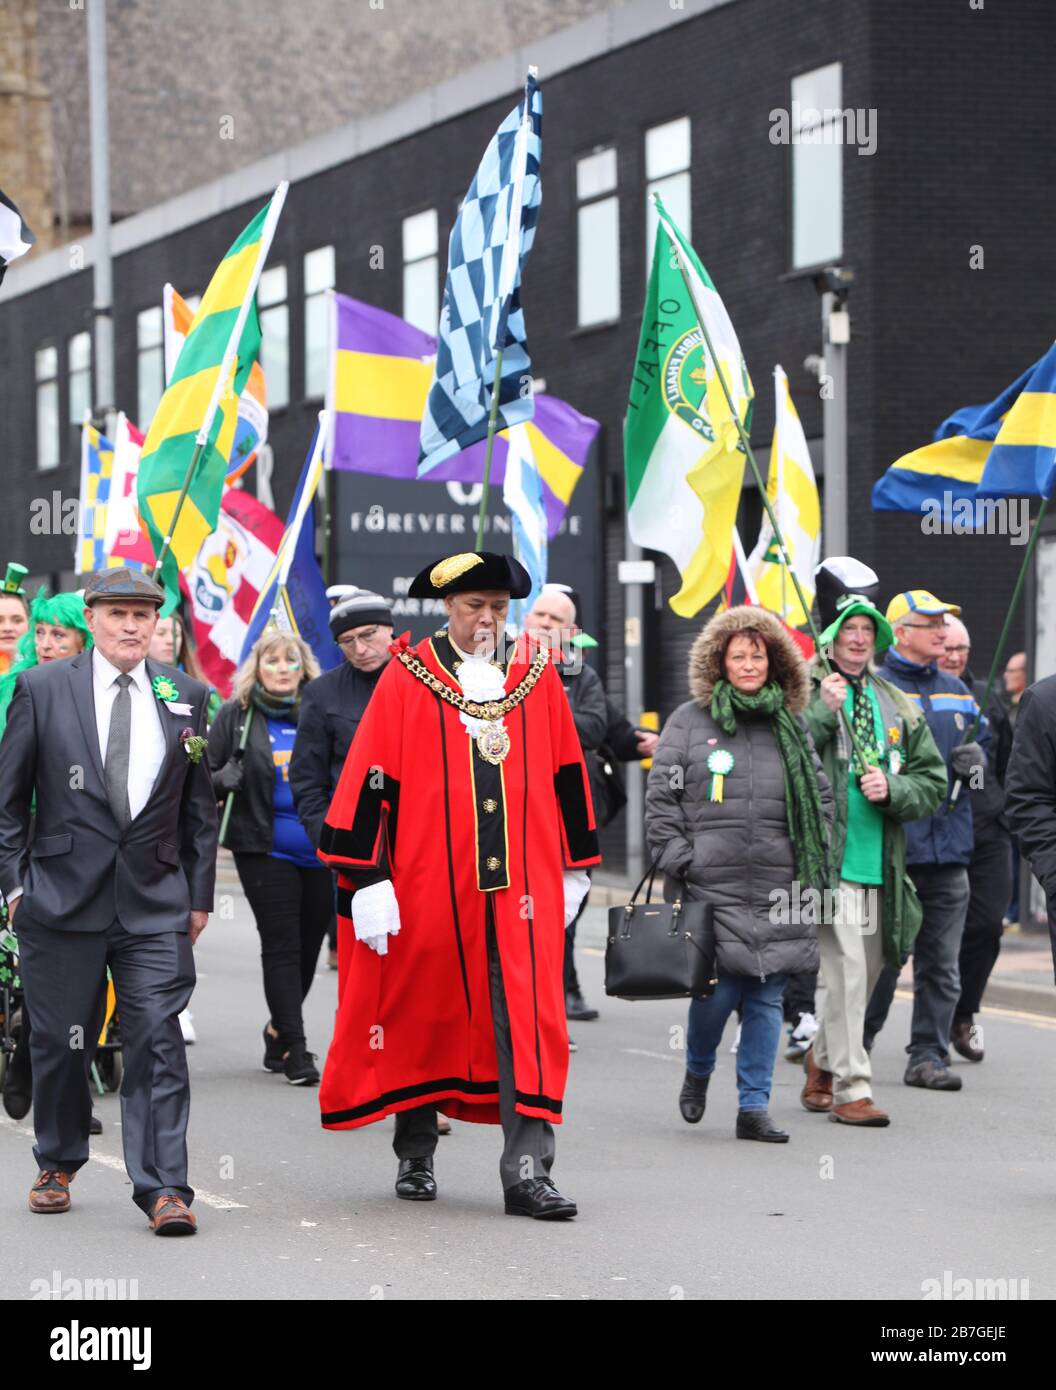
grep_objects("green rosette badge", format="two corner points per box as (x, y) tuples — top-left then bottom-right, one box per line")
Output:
(706, 748), (735, 803)
(151, 675), (180, 702)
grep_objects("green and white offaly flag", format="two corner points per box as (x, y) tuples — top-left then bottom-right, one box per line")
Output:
(137, 184), (286, 610)
(624, 195), (753, 617)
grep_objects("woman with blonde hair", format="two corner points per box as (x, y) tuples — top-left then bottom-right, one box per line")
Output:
(208, 628), (333, 1084)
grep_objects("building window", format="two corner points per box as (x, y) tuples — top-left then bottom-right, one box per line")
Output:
(68, 331), (92, 425)
(576, 146), (620, 328)
(645, 116), (691, 257)
(304, 245), (335, 399)
(137, 307), (164, 428)
(258, 265), (289, 410)
(402, 209), (438, 335)
(790, 62), (843, 269)
(36, 345), (60, 472)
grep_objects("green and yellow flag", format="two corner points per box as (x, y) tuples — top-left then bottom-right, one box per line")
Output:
(624, 196), (753, 617)
(137, 185), (285, 608)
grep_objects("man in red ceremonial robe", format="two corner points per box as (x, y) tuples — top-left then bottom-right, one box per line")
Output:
(317, 551), (599, 1220)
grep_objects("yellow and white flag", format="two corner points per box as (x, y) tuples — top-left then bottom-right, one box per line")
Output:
(747, 365), (820, 626)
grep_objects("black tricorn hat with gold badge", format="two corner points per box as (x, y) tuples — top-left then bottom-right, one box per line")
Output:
(408, 551), (532, 600)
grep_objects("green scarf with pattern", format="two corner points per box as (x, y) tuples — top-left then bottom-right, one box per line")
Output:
(711, 678), (831, 893)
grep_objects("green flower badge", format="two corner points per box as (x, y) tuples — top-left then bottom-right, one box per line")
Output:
(151, 674), (181, 702)
(706, 748), (735, 804)
(179, 728), (207, 764)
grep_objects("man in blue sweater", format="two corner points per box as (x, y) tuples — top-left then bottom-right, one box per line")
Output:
(863, 590), (989, 1091)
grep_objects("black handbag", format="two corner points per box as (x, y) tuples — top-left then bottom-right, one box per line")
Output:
(604, 859), (718, 1001)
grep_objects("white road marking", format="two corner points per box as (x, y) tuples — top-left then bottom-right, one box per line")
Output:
(0, 1115), (248, 1209)
(619, 1048), (680, 1063)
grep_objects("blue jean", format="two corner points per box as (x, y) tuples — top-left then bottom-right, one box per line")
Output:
(865, 864), (970, 1065)
(687, 973), (787, 1111)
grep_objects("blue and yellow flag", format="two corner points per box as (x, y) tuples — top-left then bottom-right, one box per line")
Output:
(76, 424), (123, 575)
(873, 342), (1056, 514)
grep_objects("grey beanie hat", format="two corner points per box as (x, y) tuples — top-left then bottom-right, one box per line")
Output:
(328, 587), (394, 638)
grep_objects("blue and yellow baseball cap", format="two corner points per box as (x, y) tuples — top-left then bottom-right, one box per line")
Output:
(886, 589), (962, 624)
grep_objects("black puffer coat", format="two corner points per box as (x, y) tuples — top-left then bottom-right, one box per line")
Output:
(645, 607), (832, 981)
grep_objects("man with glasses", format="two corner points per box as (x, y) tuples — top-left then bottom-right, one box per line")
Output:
(938, 616), (1013, 1061)
(863, 591), (989, 1091)
(290, 588), (393, 857)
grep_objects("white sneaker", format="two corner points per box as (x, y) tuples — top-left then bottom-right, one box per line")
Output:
(179, 1009), (197, 1044)
(785, 1010), (818, 1061)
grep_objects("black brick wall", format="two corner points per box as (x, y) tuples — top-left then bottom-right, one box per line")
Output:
(2, 0), (1053, 778)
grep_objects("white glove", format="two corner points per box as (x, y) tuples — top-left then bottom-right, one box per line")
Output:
(351, 879), (402, 957)
(563, 870), (591, 927)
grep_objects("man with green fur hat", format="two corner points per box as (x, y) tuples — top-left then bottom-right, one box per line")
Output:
(800, 589), (946, 1126)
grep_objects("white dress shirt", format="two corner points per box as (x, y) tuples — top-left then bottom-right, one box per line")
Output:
(93, 650), (167, 820)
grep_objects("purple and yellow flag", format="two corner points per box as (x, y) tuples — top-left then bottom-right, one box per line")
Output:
(326, 292), (595, 538)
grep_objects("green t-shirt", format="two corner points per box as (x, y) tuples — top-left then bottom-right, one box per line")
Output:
(840, 681), (885, 885)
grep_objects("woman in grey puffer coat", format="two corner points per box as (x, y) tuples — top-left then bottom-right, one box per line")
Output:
(646, 606), (833, 1142)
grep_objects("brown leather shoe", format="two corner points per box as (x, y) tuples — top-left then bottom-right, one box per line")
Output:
(950, 1020), (984, 1062)
(29, 1170), (73, 1213)
(801, 1046), (833, 1112)
(829, 1097), (891, 1126)
(149, 1194), (198, 1236)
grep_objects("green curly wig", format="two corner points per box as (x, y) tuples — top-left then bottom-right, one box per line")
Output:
(0, 588), (93, 730)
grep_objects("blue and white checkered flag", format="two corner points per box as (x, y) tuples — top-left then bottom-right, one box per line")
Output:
(502, 423), (547, 621)
(418, 72), (542, 476)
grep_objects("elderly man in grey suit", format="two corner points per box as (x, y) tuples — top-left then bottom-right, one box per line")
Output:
(0, 569), (217, 1234)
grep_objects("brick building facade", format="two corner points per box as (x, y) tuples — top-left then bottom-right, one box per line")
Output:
(1, 0), (1054, 793)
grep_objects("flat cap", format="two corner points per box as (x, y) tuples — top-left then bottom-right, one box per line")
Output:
(408, 551), (531, 600)
(84, 567), (166, 608)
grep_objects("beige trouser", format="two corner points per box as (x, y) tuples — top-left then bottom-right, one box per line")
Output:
(813, 881), (885, 1105)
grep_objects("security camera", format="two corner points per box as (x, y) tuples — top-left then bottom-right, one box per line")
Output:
(812, 266), (854, 300)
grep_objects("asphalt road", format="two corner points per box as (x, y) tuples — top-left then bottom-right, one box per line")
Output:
(4, 892), (1055, 1301)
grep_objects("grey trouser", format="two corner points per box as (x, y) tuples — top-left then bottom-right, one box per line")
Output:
(394, 906), (555, 1191)
(813, 882), (885, 1105)
(18, 915), (196, 1212)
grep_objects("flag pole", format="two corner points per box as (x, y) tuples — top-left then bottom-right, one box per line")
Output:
(218, 704), (254, 847)
(475, 69), (534, 551)
(945, 493), (1048, 810)
(658, 200), (871, 768)
(150, 181), (288, 586)
(476, 351), (504, 548)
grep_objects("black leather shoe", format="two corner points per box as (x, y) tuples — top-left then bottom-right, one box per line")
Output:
(904, 1059), (962, 1091)
(89, 1110), (102, 1135)
(565, 990), (599, 1022)
(504, 1176), (577, 1220)
(396, 1156), (437, 1201)
(736, 1110), (790, 1143)
(678, 1069), (710, 1124)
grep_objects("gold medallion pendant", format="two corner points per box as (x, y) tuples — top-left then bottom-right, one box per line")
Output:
(476, 723), (511, 765)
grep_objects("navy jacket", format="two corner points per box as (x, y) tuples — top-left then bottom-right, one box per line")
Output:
(879, 647), (990, 867)
(289, 658), (386, 849)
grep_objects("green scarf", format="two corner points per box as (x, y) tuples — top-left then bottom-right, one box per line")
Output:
(710, 678), (831, 893)
(250, 681), (302, 722)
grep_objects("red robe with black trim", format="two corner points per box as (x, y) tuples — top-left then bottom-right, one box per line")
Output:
(317, 630), (600, 1130)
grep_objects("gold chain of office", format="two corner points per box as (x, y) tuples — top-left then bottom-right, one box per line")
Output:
(397, 648), (549, 720)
